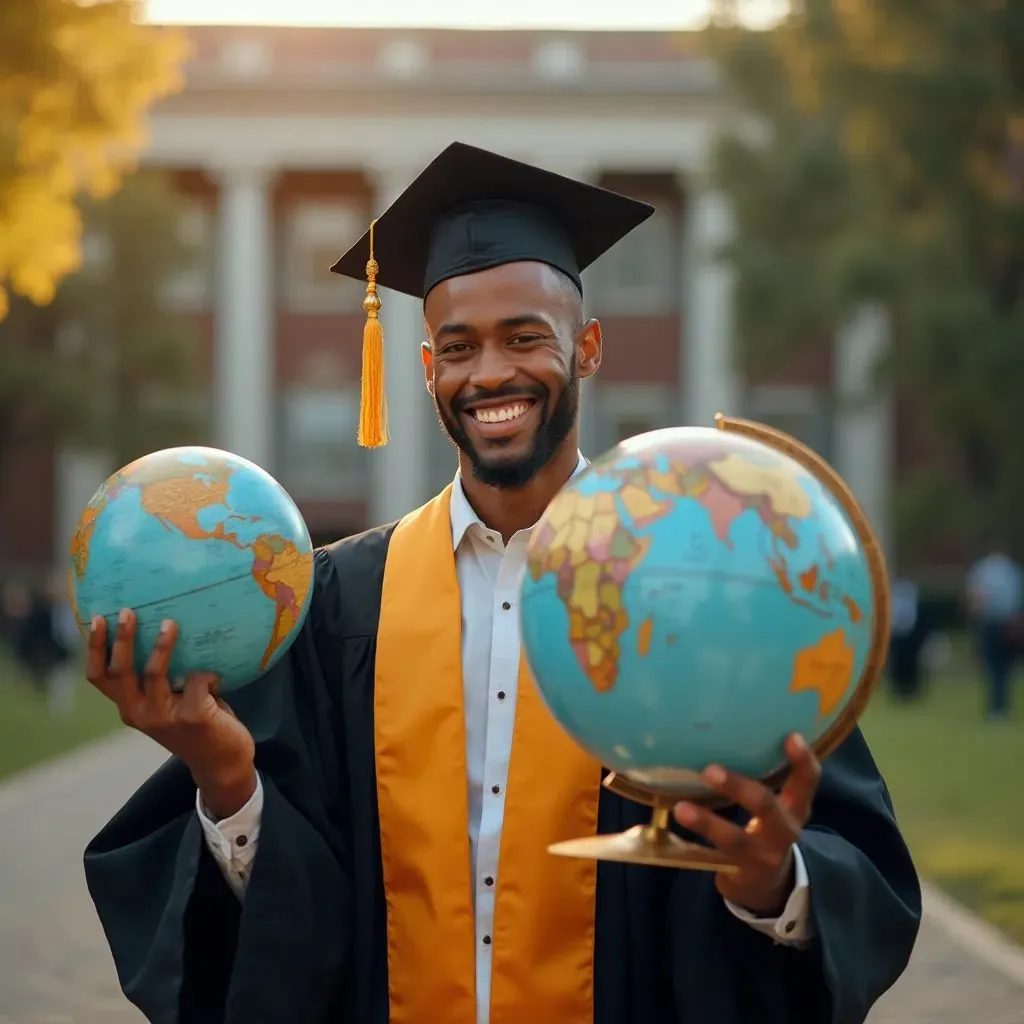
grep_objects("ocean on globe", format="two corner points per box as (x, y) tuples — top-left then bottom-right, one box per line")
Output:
(519, 421), (887, 800)
(67, 446), (315, 694)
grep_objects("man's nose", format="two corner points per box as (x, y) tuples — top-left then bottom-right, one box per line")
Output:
(469, 346), (516, 391)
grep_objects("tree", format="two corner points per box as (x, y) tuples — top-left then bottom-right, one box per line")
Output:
(0, 0), (187, 316)
(0, 170), (207, 477)
(704, 1), (1024, 564)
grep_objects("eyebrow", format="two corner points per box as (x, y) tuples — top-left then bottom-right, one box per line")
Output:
(434, 314), (556, 341)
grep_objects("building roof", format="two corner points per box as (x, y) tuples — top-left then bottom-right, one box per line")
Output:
(174, 25), (718, 95)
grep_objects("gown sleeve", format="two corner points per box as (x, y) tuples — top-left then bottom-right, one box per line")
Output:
(83, 549), (353, 1024)
(668, 728), (922, 1024)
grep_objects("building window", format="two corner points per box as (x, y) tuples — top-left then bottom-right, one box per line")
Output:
(585, 202), (678, 316)
(278, 387), (371, 501)
(743, 386), (833, 463)
(591, 383), (677, 454)
(162, 200), (214, 312)
(282, 200), (366, 313)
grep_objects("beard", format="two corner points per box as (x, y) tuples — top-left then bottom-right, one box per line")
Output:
(434, 368), (580, 489)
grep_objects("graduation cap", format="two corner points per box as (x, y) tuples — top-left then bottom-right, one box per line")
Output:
(330, 142), (655, 448)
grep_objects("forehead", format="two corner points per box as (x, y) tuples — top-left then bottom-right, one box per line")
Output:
(424, 261), (570, 329)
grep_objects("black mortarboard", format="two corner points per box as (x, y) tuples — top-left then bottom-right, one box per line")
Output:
(330, 142), (655, 447)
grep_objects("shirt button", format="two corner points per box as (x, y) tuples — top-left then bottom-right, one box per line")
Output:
(491, 784), (501, 795)
(482, 934), (492, 945)
(484, 876), (495, 887)
(236, 835), (248, 848)
(501, 601), (511, 610)
(496, 690), (506, 701)
(784, 921), (796, 934)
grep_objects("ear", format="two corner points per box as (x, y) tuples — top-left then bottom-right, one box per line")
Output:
(421, 340), (435, 395)
(575, 319), (603, 381)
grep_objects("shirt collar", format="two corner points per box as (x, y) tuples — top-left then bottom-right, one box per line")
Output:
(449, 451), (588, 551)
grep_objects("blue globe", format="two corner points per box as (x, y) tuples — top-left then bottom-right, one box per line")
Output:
(520, 421), (888, 799)
(67, 446), (314, 693)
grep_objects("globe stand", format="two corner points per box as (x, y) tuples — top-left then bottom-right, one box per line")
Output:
(544, 412), (892, 876)
(549, 776), (740, 873)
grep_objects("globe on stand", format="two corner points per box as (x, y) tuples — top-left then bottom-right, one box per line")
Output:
(519, 415), (891, 872)
(67, 446), (315, 694)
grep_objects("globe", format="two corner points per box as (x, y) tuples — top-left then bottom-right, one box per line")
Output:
(520, 417), (889, 807)
(67, 446), (315, 694)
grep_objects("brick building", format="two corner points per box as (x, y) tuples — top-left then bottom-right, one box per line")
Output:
(2, 25), (894, 574)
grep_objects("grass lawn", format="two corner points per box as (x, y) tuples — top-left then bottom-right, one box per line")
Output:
(0, 654), (121, 782)
(862, 664), (1024, 945)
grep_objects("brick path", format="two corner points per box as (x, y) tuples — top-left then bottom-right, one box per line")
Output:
(0, 732), (1022, 1023)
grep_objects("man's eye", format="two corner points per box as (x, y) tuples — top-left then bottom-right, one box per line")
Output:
(509, 334), (542, 345)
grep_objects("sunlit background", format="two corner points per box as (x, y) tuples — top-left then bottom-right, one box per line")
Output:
(144, 0), (787, 30)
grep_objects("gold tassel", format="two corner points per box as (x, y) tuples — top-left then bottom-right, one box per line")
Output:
(358, 219), (389, 448)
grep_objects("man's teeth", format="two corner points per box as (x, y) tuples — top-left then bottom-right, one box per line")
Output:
(473, 403), (531, 423)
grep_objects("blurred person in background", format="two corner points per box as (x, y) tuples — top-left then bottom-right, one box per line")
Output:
(46, 572), (81, 715)
(888, 577), (926, 701)
(13, 578), (75, 709)
(0, 580), (31, 654)
(965, 542), (1021, 720)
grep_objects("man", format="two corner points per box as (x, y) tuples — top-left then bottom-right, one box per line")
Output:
(966, 543), (1021, 719)
(84, 144), (920, 1024)
(887, 577), (926, 701)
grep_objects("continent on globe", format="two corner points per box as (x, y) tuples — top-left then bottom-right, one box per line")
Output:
(69, 447), (315, 691)
(527, 490), (650, 694)
(250, 534), (312, 670)
(69, 497), (104, 582)
(707, 451), (812, 520)
(636, 617), (654, 658)
(789, 628), (856, 717)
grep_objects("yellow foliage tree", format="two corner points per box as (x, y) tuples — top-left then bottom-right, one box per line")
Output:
(0, 0), (188, 317)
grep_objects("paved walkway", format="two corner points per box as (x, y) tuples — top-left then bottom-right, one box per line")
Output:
(1, 732), (1022, 1023)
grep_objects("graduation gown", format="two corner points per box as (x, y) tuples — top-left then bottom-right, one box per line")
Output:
(84, 486), (921, 1024)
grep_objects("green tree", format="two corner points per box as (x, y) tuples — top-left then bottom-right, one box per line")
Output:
(0, 0), (186, 315)
(705, 1), (1024, 564)
(0, 171), (207, 476)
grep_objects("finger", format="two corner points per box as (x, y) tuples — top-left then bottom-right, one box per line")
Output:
(673, 801), (758, 862)
(702, 764), (798, 851)
(178, 672), (220, 722)
(777, 734), (821, 824)
(109, 608), (150, 724)
(85, 616), (118, 699)
(108, 608), (137, 681)
(141, 619), (177, 709)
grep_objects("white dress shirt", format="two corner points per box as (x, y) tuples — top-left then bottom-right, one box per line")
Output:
(197, 455), (814, 1021)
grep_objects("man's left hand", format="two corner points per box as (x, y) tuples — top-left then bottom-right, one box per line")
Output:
(673, 733), (822, 915)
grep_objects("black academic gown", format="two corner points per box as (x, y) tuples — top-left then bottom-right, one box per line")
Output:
(84, 526), (921, 1024)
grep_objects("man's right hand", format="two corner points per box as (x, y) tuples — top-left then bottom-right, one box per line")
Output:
(87, 609), (257, 819)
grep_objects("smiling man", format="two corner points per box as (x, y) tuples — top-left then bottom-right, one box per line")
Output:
(84, 143), (919, 1024)
(430, 257), (582, 487)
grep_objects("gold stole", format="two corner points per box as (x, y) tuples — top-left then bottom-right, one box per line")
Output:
(374, 486), (602, 1023)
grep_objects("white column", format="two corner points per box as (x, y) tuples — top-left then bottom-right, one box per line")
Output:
(369, 166), (432, 524)
(682, 187), (741, 427)
(834, 304), (894, 561)
(214, 164), (275, 471)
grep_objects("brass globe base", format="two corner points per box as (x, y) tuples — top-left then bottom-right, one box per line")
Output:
(548, 805), (740, 874)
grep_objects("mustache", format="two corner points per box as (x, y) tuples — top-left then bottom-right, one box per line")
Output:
(449, 383), (548, 416)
